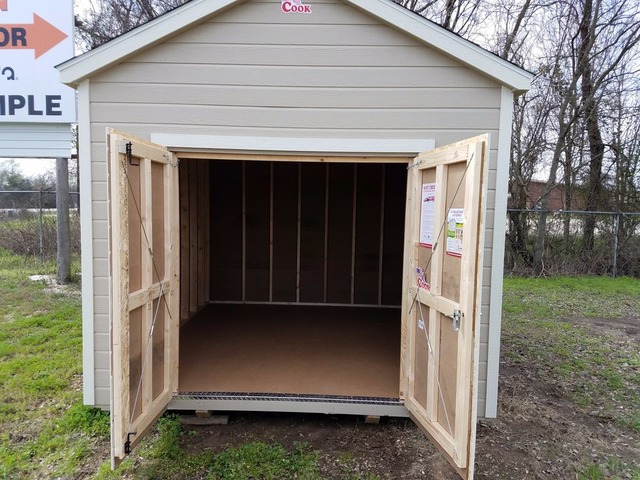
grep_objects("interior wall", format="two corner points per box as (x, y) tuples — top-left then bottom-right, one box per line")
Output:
(179, 159), (210, 324)
(208, 160), (407, 306)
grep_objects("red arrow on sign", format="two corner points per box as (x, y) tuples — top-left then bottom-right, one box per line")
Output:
(0, 1), (8, 12)
(0, 14), (68, 59)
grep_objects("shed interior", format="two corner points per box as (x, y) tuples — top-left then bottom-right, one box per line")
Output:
(178, 159), (408, 400)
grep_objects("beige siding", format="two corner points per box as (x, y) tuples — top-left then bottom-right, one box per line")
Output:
(87, 0), (504, 416)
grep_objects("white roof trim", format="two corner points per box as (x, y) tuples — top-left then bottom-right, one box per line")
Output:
(58, 0), (532, 91)
(151, 134), (435, 156)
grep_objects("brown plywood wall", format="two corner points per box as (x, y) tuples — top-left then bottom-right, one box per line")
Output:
(179, 159), (210, 324)
(206, 160), (407, 307)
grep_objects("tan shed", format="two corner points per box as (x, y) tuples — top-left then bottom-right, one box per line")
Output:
(58, 0), (531, 476)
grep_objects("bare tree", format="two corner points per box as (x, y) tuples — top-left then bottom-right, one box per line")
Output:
(77, 0), (189, 50)
(529, 0), (640, 274)
(394, 0), (484, 36)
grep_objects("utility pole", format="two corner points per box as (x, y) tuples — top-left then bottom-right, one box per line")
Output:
(56, 157), (71, 284)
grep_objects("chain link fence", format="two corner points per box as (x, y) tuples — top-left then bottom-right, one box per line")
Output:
(0, 190), (80, 262)
(2, 191), (639, 278)
(505, 209), (640, 277)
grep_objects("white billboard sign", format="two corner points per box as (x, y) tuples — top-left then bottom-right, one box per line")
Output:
(0, 0), (76, 123)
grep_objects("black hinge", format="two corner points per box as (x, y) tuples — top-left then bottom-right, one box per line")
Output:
(124, 432), (137, 454)
(126, 142), (139, 166)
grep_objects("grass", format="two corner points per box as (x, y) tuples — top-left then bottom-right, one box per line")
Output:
(0, 248), (381, 478)
(1, 248), (638, 478)
(0, 248), (108, 479)
(94, 414), (379, 480)
(502, 275), (640, 479)
(95, 414), (378, 480)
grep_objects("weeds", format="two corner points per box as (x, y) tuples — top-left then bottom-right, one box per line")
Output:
(0, 213), (81, 259)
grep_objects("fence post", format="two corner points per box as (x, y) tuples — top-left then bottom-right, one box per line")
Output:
(38, 190), (44, 264)
(612, 212), (620, 278)
(56, 158), (71, 284)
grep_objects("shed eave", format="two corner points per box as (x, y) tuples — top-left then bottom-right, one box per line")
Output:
(58, 0), (532, 92)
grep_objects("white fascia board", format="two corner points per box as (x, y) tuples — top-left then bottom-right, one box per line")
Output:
(78, 80), (95, 405)
(484, 86), (514, 418)
(346, 0), (532, 93)
(152, 134), (435, 156)
(58, 0), (243, 87)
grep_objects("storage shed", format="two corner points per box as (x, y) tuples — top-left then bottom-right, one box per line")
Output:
(58, 0), (531, 476)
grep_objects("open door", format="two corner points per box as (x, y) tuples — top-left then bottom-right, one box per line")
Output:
(108, 130), (180, 466)
(401, 135), (489, 479)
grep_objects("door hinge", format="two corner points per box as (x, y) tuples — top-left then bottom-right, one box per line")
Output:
(452, 309), (462, 332)
(124, 432), (137, 454)
(119, 141), (139, 166)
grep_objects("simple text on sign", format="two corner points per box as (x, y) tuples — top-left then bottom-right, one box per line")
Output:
(0, 95), (62, 116)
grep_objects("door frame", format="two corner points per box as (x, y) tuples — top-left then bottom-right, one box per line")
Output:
(107, 134), (489, 480)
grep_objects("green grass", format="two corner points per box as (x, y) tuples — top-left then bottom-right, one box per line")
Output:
(503, 275), (640, 318)
(95, 414), (378, 480)
(0, 248), (107, 479)
(0, 248), (382, 479)
(578, 456), (640, 480)
(503, 276), (640, 479)
(2, 250), (638, 479)
(503, 276), (640, 430)
(208, 440), (321, 479)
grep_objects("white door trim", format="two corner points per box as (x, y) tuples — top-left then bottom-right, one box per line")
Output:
(150, 134), (435, 157)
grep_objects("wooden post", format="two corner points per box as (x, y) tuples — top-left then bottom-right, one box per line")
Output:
(56, 157), (71, 284)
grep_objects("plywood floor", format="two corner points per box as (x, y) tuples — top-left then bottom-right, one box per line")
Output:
(179, 304), (401, 399)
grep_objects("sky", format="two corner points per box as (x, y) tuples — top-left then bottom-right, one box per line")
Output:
(14, 159), (58, 178)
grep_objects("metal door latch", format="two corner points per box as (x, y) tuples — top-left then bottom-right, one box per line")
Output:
(452, 309), (462, 332)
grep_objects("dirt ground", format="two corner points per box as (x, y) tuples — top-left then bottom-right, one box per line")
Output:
(179, 315), (640, 479)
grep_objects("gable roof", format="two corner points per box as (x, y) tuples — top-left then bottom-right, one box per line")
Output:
(58, 0), (532, 92)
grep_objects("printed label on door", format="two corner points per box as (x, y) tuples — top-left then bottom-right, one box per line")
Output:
(419, 183), (436, 248)
(446, 208), (464, 257)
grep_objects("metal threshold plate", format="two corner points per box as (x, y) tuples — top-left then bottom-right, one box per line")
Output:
(175, 391), (403, 406)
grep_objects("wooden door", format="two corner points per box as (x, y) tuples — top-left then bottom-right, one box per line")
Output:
(401, 135), (489, 479)
(108, 130), (180, 466)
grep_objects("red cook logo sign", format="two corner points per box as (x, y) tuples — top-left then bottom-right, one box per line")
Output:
(281, 0), (311, 13)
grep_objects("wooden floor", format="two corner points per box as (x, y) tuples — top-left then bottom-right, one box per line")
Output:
(179, 304), (401, 399)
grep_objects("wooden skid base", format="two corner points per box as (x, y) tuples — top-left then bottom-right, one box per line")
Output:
(181, 414), (229, 426)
